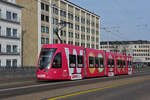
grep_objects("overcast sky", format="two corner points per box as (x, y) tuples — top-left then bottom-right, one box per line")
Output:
(69, 0), (150, 41)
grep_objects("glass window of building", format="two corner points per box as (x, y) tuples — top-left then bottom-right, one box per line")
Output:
(41, 26), (45, 33)
(13, 13), (17, 21)
(0, 26), (1, 36)
(6, 11), (11, 20)
(68, 13), (73, 20)
(13, 45), (17, 53)
(53, 8), (58, 15)
(45, 5), (49, 11)
(0, 44), (1, 53)
(6, 60), (11, 67)
(41, 14), (45, 21)
(75, 16), (79, 22)
(41, 37), (45, 44)
(7, 45), (11, 53)
(41, 3), (44, 10)
(46, 38), (49, 44)
(46, 16), (49, 22)
(0, 9), (1, 18)
(46, 27), (49, 33)
(12, 59), (17, 67)
(13, 29), (17, 37)
(6, 28), (11, 36)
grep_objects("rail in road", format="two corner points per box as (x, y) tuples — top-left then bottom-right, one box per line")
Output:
(0, 69), (150, 100)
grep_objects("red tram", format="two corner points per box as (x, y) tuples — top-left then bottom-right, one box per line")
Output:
(36, 44), (133, 80)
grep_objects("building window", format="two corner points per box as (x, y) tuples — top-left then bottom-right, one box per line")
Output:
(60, 10), (66, 17)
(0, 26), (1, 36)
(81, 18), (85, 24)
(45, 5), (49, 11)
(6, 28), (11, 36)
(75, 25), (79, 30)
(68, 13), (73, 20)
(92, 22), (95, 26)
(86, 19), (90, 26)
(81, 26), (85, 32)
(7, 45), (11, 53)
(13, 29), (17, 37)
(12, 59), (17, 67)
(6, 11), (11, 20)
(41, 37), (45, 44)
(68, 32), (73, 38)
(0, 9), (1, 18)
(13, 45), (17, 53)
(41, 14), (44, 21)
(6, 60), (11, 67)
(87, 35), (90, 40)
(68, 23), (73, 29)
(75, 16), (79, 22)
(0, 60), (1, 67)
(41, 26), (45, 33)
(13, 13), (17, 21)
(0, 44), (1, 53)
(53, 7), (58, 15)
(46, 38), (49, 44)
(46, 27), (49, 33)
(92, 44), (95, 48)
(41, 3), (44, 10)
(75, 33), (79, 39)
(53, 18), (58, 25)
(46, 16), (49, 22)
(96, 45), (99, 49)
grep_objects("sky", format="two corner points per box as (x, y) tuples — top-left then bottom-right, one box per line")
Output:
(68, 0), (150, 41)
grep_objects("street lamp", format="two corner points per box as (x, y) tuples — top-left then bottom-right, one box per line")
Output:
(50, 3), (56, 44)
(54, 21), (70, 44)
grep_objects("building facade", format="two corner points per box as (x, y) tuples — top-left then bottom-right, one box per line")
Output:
(16, 0), (100, 67)
(0, 0), (22, 67)
(100, 40), (150, 66)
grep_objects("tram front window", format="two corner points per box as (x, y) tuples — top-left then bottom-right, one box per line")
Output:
(39, 48), (56, 70)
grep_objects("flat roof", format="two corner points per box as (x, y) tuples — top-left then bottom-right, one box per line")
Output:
(0, 0), (23, 8)
(64, 0), (100, 18)
(100, 40), (150, 45)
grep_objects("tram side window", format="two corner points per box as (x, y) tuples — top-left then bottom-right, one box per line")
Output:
(117, 60), (120, 68)
(89, 56), (94, 68)
(100, 58), (104, 68)
(123, 61), (126, 68)
(95, 57), (100, 68)
(69, 55), (76, 68)
(111, 59), (114, 67)
(77, 55), (83, 68)
(52, 53), (62, 68)
(120, 60), (123, 68)
(128, 61), (132, 68)
(107, 59), (110, 67)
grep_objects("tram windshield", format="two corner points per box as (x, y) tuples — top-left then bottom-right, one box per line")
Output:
(38, 48), (57, 70)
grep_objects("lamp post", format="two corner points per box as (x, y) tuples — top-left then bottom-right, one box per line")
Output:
(54, 21), (69, 44)
(50, 3), (56, 44)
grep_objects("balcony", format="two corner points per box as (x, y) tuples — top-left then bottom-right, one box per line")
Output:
(0, 14), (21, 24)
(0, 49), (20, 56)
(0, 33), (20, 40)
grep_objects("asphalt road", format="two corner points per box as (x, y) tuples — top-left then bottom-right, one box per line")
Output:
(58, 76), (150, 100)
(0, 68), (150, 100)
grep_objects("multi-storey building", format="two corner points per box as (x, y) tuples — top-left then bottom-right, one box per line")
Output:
(16, 0), (100, 67)
(100, 40), (150, 66)
(0, 0), (22, 67)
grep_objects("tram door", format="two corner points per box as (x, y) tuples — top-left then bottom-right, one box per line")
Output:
(65, 48), (83, 80)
